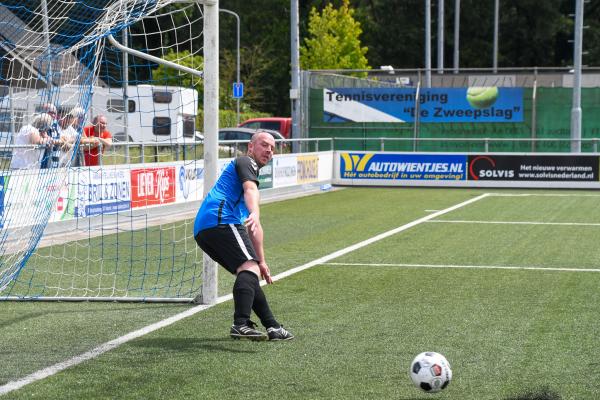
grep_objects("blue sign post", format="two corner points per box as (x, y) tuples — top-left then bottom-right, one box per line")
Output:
(233, 82), (244, 99)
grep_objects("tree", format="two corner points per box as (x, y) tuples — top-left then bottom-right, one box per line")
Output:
(152, 50), (204, 95)
(220, 44), (279, 112)
(300, 0), (370, 71)
(215, 0), (600, 115)
(221, 0), (294, 116)
(352, 0), (425, 69)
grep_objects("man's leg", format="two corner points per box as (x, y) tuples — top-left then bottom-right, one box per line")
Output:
(237, 261), (294, 341)
(236, 260), (278, 328)
(230, 270), (266, 340)
(232, 270), (257, 326)
(196, 228), (266, 340)
(251, 278), (279, 329)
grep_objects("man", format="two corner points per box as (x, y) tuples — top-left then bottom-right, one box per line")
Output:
(56, 108), (79, 167)
(194, 131), (294, 341)
(38, 103), (59, 169)
(81, 115), (112, 166)
(10, 113), (53, 169)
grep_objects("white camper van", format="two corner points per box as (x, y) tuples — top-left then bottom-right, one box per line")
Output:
(0, 84), (199, 146)
(87, 85), (199, 143)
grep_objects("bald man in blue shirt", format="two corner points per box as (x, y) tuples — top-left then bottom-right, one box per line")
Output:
(194, 131), (293, 341)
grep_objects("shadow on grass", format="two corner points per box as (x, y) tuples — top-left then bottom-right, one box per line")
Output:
(0, 304), (183, 329)
(504, 387), (561, 400)
(130, 337), (261, 354)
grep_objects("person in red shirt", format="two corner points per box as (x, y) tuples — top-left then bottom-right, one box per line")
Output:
(81, 115), (112, 166)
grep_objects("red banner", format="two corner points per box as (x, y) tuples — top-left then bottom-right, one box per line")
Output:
(131, 167), (176, 208)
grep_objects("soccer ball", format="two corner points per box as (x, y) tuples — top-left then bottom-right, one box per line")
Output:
(409, 352), (452, 393)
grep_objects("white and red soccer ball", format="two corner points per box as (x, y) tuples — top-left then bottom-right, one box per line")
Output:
(409, 351), (452, 393)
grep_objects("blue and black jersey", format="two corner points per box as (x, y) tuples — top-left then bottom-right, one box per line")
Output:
(193, 156), (260, 235)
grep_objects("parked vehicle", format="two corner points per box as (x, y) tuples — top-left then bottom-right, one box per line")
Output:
(238, 117), (291, 138)
(218, 127), (285, 156)
(0, 84), (198, 146)
(99, 85), (198, 144)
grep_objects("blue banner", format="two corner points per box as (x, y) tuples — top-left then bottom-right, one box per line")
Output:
(340, 153), (467, 180)
(74, 169), (131, 218)
(324, 87), (523, 123)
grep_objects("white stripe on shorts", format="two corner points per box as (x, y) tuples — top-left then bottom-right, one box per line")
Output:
(229, 223), (253, 260)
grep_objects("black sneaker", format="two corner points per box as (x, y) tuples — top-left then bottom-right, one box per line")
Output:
(230, 320), (267, 341)
(267, 325), (294, 341)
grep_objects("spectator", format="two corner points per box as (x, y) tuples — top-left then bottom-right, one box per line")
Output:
(38, 103), (58, 120)
(55, 107), (79, 167)
(70, 106), (86, 131)
(68, 106), (86, 167)
(38, 103), (59, 169)
(10, 113), (53, 170)
(81, 115), (112, 166)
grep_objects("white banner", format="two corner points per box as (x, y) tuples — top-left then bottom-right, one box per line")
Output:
(273, 155), (297, 188)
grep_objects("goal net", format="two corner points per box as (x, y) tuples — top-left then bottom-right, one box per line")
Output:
(0, 0), (217, 301)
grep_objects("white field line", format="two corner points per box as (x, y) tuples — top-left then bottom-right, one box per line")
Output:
(269, 193), (491, 282)
(324, 262), (600, 273)
(488, 192), (600, 197)
(0, 193), (490, 396)
(428, 220), (600, 227)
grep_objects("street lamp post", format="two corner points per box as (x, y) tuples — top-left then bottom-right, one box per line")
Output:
(425, 0), (432, 87)
(453, 0), (460, 73)
(493, 0), (499, 73)
(220, 8), (241, 125)
(571, 0), (584, 152)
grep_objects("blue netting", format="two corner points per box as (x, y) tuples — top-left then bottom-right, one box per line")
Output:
(0, 0), (205, 297)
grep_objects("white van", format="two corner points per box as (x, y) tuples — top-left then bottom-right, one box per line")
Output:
(0, 84), (199, 145)
(88, 84), (199, 143)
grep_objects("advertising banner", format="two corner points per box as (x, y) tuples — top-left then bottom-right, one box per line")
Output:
(340, 152), (467, 180)
(3, 170), (58, 228)
(50, 171), (75, 222)
(273, 155), (297, 188)
(258, 160), (274, 189)
(324, 87), (523, 123)
(74, 167), (131, 217)
(131, 166), (176, 208)
(318, 152), (334, 181)
(467, 155), (599, 181)
(176, 162), (204, 202)
(297, 155), (319, 184)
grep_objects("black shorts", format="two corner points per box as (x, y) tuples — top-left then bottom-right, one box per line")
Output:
(195, 224), (258, 274)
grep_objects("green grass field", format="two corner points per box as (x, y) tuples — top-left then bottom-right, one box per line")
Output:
(2, 187), (600, 399)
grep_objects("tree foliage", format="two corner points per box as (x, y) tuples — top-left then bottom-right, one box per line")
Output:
(148, 0), (600, 118)
(152, 50), (204, 93)
(300, 0), (369, 71)
(152, 48), (272, 114)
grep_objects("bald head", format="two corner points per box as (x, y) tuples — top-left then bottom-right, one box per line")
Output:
(32, 113), (53, 130)
(248, 131), (275, 167)
(250, 131), (274, 144)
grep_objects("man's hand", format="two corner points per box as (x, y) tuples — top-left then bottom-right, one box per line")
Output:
(258, 261), (273, 284)
(244, 211), (259, 233)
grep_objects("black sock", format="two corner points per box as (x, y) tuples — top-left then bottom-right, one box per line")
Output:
(232, 271), (256, 326)
(252, 280), (279, 329)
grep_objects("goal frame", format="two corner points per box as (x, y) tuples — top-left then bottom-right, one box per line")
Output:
(0, 0), (219, 305)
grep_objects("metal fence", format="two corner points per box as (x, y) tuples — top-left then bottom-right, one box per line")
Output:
(5, 135), (600, 171)
(1, 138), (334, 169)
(300, 67), (600, 151)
